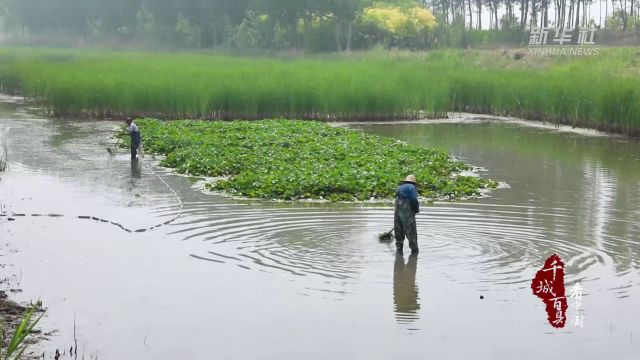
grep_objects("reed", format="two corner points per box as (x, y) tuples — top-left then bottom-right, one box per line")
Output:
(0, 47), (639, 134)
(0, 301), (44, 360)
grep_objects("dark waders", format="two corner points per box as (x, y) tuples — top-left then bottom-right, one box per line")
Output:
(130, 131), (141, 160)
(394, 198), (418, 253)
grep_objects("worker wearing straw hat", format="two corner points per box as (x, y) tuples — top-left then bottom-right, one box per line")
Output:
(394, 174), (419, 253)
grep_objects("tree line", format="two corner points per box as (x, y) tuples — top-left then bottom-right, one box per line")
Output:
(432, 0), (639, 31)
(0, 0), (638, 51)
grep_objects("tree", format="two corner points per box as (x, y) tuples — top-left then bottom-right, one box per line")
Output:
(360, 4), (437, 48)
(327, 0), (370, 51)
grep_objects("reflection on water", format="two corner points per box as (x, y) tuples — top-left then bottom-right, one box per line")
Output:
(394, 253), (420, 324)
(2, 100), (640, 359)
(130, 159), (141, 180)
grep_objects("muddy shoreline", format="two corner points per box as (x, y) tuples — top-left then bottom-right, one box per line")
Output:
(0, 291), (48, 359)
(0, 291), (27, 329)
(23, 104), (638, 138)
(9, 91), (635, 137)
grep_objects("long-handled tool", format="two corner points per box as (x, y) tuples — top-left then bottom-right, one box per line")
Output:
(107, 132), (125, 155)
(378, 227), (394, 241)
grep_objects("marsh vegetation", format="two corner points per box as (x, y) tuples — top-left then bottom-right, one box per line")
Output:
(2, 47), (640, 134)
(137, 118), (496, 201)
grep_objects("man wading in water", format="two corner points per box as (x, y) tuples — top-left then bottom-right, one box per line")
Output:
(395, 175), (419, 253)
(126, 118), (141, 160)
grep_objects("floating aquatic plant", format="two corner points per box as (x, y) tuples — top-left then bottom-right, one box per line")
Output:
(137, 119), (497, 201)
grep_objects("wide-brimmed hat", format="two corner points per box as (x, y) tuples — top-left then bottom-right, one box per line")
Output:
(403, 174), (417, 184)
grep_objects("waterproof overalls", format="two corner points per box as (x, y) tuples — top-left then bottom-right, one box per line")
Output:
(394, 182), (419, 253)
(128, 123), (141, 159)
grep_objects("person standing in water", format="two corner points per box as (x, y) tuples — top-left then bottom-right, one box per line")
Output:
(394, 175), (419, 253)
(125, 118), (141, 160)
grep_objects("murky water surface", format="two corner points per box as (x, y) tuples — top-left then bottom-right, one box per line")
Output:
(1, 98), (639, 359)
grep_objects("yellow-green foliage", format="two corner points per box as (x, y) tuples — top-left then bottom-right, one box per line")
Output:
(361, 5), (437, 37)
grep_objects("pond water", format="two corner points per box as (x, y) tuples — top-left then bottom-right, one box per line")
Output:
(1, 98), (639, 359)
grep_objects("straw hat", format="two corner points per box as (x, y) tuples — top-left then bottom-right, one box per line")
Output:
(404, 174), (417, 184)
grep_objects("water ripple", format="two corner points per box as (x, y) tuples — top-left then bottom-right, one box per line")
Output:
(160, 198), (639, 299)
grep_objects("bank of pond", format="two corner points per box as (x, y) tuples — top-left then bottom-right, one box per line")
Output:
(133, 119), (496, 201)
(1, 47), (639, 135)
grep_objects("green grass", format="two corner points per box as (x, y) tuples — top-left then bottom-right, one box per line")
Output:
(1, 47), (640, 134)
(0, 301), (44, 360)
(134, 119), (496, 201)
(0, 47), (449, 120)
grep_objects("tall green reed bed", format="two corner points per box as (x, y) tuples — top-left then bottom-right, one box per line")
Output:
(137, 119), (496, 201)
(446, 65), (640, 135)
(0, 48), (449, 121)
(1, 47), (639, 134)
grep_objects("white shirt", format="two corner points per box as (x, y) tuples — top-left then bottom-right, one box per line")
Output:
(128, 123), (139, 133)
